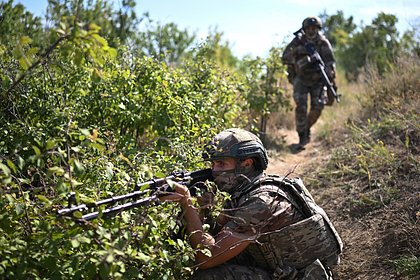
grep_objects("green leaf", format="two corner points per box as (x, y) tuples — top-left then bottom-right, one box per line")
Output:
(74, 159), (85, 175)
(27, 47), (39, 56)
(105, 253), (114, 263)
(121, 212), (130, 223)
(6, 160), (17, 174)
(91, 142), (105, 151)
(32, 145), (41, 156)
(0, 162), (11, 177)
(105, 164), (114, 179)
(79, 128), (91, 136)
(136, 252), (151, 262)
(78, 236), (91, 244)
(71, 146), (81, 152)
(71, 239), (80, 248)
(46, 139), (56, 150)
(177, 239), (185, 248)
(15, 203), (25, 215)
(48, 166), (65, 176)
(73, 211), (83, 219)
(108, 48), (117, 58)
(36, 195), (51, 205)
(5, 194), (14, 204)
(19, 36), (32, 45)
(19, 57), (30, 70)
(17, 155), (24, 170)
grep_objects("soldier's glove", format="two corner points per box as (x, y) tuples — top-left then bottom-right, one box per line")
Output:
(325, 66), (336, 80)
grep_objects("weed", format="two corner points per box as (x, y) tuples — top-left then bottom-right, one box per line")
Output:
(389, 255), (420, 278)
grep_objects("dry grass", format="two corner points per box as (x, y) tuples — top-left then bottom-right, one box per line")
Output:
(315, 56), (420, 279)
(267, 55), (420, 279)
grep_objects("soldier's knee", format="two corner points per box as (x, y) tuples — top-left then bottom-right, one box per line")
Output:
(295, 106), (307, 116)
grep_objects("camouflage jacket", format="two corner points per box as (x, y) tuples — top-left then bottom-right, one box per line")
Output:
(282, 33), (336, 85)
(220, 174), (342, 278)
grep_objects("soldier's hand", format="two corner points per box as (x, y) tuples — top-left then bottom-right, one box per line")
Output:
(325, 66), (335, 80)
(196, 191), (214, 208)
(286, 66), (295, 84)
(159, 180), (191, 204)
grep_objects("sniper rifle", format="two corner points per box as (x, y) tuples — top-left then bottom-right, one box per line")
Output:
(58, 168), (213, 222)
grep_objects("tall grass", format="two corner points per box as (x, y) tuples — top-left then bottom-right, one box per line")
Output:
(321, 55), (420, 278)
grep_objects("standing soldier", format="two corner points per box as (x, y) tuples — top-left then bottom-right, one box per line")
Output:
(282, 16), (337, 147)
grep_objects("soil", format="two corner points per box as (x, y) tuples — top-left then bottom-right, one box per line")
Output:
(266, 127), (328, 177)
(265, 127), (419, 280)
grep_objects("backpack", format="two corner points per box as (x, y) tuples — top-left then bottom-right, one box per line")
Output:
(247, 175), (343, 270)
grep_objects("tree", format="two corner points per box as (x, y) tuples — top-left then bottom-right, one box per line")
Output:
(342, 13), (401, 80)
(136, 16), (197, 66)
(398, 18), (420, 57)
(319, 10), (356, 49)
(189, 27), (239, 69)
(0, 0), (44, 48)
(45, 0), (140, 47)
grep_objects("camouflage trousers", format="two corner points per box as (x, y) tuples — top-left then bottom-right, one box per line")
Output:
(292, 78), (325, 134)
(191, 260), (332, 280)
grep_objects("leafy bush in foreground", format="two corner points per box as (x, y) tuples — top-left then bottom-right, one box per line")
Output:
(0, 21), (248, 278)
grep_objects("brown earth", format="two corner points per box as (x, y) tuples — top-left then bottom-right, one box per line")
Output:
(265, 127), (419, 280)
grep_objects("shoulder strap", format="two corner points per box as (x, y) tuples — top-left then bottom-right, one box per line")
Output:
(244, 175), (306, 216)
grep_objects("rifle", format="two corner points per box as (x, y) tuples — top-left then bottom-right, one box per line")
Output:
(58, 168), (213, 222)
(294, 30), (341, 104)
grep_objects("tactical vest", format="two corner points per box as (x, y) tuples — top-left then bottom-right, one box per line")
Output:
(286, 34), (334, 84)
(238, 175), (343, 273)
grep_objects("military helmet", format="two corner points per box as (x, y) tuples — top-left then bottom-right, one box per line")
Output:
(302, 16), (322, 29)
(203, 128), (269, 170)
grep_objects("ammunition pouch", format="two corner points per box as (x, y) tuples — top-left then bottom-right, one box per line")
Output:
(261, 213), (341, 270)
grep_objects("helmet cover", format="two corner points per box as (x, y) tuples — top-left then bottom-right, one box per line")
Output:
(302, 16), (322, 29)
(203, 128), (269, 170)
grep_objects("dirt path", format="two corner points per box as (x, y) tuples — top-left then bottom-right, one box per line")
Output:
(264, 127), (351, 278)
(266, 127), (416, 280)
(266, 127), (329, 177)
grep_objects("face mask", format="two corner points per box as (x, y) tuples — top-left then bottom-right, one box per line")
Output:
(212, 164), (257, 193)
(306, 29), (318, 40)
(212, 169), (237, 192)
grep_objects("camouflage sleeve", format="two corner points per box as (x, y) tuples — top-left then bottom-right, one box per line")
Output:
(282, 38), (300, 64)
(282, 39), (301, 83)
(223, 190), (295, 236)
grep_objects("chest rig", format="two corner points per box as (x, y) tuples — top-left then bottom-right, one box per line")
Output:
(234, 175), (343, 274)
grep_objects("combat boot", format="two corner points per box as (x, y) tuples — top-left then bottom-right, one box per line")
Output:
(298, 130), (310, 146)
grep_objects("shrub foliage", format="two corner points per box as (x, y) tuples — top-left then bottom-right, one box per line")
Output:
(0, 8), (285, 278)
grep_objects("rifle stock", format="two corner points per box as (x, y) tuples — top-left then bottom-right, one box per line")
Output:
(58, 168), (213, 221)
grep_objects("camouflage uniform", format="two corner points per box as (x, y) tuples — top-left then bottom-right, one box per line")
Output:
(193, 175), (334, 279)
(194, 128), (339, 279)
(282, 18), (336, 145)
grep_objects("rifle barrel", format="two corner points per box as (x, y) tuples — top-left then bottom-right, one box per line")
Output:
(81, 194), (157, 221)
(57, 168), (213, 221)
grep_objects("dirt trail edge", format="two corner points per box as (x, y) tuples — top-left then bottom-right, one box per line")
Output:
(266, 128), (349, 277)
(266, 128), (331, 177)
(265, 128), (416, 280)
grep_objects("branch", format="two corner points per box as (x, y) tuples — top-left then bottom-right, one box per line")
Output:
(6, 34), (71, 95)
